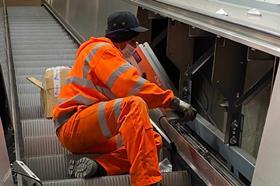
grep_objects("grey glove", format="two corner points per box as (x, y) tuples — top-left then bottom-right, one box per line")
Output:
(169, 97), (197, 121)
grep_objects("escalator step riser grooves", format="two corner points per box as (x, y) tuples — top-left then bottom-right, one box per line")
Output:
(22, 119), (55, 137)
(13, 49), (76, 56)
(24, 135), (69, 157)
(15, 60), (73, 68)
(42, 171), (189, 186)
(17, 84), (39, 94)
(17, 75), (41, 84)
(26, 155), (70, 180)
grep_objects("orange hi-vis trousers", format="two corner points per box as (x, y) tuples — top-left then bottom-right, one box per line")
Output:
(57, 96), (163, 186)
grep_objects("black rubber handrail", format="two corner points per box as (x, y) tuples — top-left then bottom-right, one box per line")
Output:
(2, 0), (24, 161)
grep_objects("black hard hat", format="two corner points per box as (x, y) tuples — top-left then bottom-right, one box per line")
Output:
(105, 11), (148, 43)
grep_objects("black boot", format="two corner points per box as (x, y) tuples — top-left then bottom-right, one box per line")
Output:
(68, 157), (107, 178)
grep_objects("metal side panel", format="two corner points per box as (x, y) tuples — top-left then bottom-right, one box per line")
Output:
(42, 171), (189, 186)
(252, 64), (280, 185)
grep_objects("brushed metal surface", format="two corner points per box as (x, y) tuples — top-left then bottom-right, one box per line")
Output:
(47, 0), (137, 39)
(252, 63), (280, 186)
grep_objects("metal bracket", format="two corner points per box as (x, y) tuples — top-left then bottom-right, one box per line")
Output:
(234, 68), (273, 108)
(12, 160), (42, 186)
(183, 46), (214, 102)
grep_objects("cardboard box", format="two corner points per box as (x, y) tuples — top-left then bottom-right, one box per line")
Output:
(27, 66), (71, 118)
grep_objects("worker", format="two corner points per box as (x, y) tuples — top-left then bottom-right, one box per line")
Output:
(53, 11), (196, 186)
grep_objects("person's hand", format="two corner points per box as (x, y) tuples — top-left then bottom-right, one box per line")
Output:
(169, 97), (197, 121)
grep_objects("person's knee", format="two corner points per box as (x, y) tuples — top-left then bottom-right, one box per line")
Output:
(126, 96), (147, 109)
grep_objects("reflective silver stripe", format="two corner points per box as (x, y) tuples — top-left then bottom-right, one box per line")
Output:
(96, 86), (116, 99)
(83, 43), (109, 78)
(54, 109), (77, 130)
(98, 102), (112, 138)
(128, 77), (147, 96)
(78, 42), (117, 99)
(106, 63), (133, 88)
(83, 55), (91, 79)
(113, 98), (122, 123)
(72, 94), (95, 105)
(66, 77), (95, 89)
(58, 94), (95, 106)
(66, 76), (116, 99)
(116, 133), (123, 148)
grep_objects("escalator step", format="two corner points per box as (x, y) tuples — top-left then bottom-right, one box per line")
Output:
(24, 135), (69, 157)
(26, 154), (79, 180)
(22, 119), (55, 137)
(14, 60), (73, 68)
(13, 48), (76, 56)
(11, 39), (75, 45)
(42, 171), (189, 186)
(16, 74), (41, 84)
(13, 53), (75, 61)
(12, 44), (76, 50)
(17, 84), (40, 94)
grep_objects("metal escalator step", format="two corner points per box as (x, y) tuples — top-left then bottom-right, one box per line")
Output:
(11, 34), (69, 42)
(24, 135), (69, 157)
(16, 67), (49, 76)
(42, 171), (189, 186)
(11, 26), (62, 30)
(13, 49), (76, 56)
(20, 105), (42, 119)
(11, 34), (70, 42)
(18, 93), (40, 107)
(16, 75), (41, 84)
(11, 36), (71, 41)
(12, 44), (76, 50)
(15, 60), (73, 68)
(18, 94), (42, 119)
(10, 30), (67, 34)
(10, 21), (58, 24)
(10, 25), (63, 30)
(25, 154), (77, 180)
(22, 119), (55, 137)
(17, 84), (40, 94)
(11, 39), (75, 45)
(13, 54), (75, 61)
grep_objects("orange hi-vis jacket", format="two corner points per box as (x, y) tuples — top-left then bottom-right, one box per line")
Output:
(53, 37), (174, 126)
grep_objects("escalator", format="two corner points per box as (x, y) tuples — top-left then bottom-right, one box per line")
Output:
(7, 5), (188, 186)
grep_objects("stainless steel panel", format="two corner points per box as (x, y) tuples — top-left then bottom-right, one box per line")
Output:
(252, 63), (280, 186)
(48, 0), (137, 39)
(152, 0), (280, 37)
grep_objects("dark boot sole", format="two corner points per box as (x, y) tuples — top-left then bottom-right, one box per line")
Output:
(68, 157), (98, 178)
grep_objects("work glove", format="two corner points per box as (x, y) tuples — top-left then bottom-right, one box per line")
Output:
(169, 97), (197, 121)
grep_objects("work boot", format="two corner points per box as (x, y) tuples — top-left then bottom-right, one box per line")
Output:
(68, 157), (106, 178)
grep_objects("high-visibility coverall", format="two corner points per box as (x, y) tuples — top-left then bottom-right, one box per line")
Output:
(53, 37), (175, 186)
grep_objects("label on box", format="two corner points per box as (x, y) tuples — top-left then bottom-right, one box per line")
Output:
(53, 67), (61, 97)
